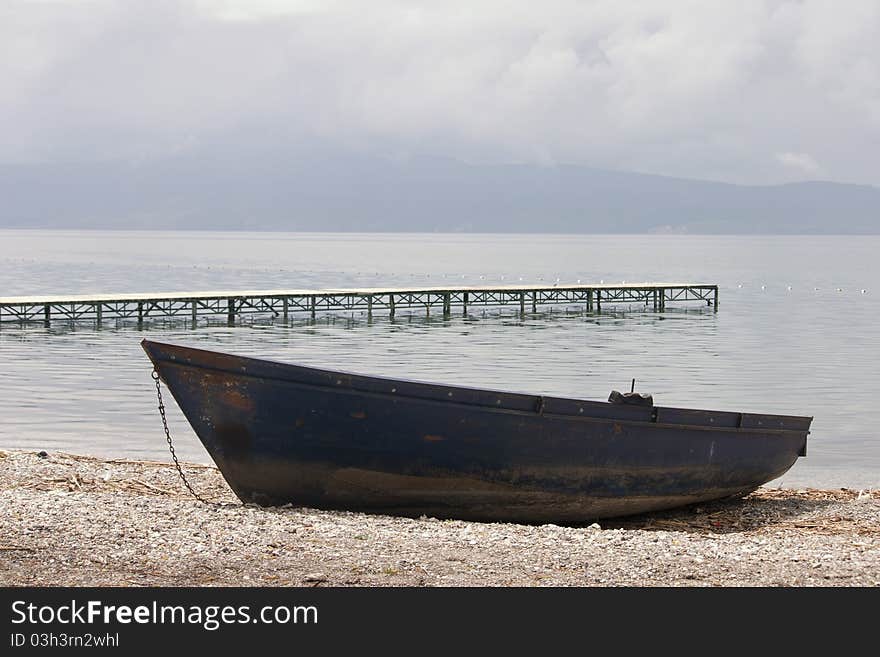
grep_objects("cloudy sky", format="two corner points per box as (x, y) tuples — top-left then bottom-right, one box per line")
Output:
(2, 0), (878, 185)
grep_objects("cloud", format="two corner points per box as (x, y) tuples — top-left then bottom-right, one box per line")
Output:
(776, 152), (821, 175)
(0, 0), (878, 185)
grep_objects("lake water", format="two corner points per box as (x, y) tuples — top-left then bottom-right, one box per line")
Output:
(1, 230), (877, 489)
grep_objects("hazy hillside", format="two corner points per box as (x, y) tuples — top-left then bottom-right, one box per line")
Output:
(1, 153), (878, 233)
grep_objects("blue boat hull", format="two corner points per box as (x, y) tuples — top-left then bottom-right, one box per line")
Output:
(142, 340), (810, 523)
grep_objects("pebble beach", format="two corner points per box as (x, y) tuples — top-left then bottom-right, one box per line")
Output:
(1, 449), (877, 587)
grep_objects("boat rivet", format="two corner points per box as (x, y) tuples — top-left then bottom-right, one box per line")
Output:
(336, 380), (342, 385)
(391, 388), (396, 393)
(448, 392), (453, 397)
(579, 408), (583, 413)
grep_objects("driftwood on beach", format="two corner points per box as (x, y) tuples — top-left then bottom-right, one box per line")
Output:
(0, 450), (877, 587)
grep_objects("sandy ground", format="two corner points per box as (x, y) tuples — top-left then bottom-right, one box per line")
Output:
(1, 449), (877, 586)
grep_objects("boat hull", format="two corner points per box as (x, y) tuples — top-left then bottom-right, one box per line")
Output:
(142, 340), (810, 523)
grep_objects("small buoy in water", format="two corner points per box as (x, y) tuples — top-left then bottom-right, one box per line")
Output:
(761, 285), (765, 290)
(787, 286), (792, 291)
(480, 275), (485, 280)
(861, 289), (867, 294)
(814, 287), (820, 291)
(737, 284), (742, 288)
(836, 287), (843, 292)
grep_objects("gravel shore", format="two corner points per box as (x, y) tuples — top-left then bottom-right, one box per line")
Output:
(1, 449), (877, 586)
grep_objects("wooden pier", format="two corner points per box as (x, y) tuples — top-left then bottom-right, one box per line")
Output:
(0, 283), (718, 327)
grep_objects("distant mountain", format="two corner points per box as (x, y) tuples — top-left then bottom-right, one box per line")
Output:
(1, 153), (878, 233)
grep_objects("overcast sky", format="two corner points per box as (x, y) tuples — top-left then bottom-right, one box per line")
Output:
(2, 0), (878, 186)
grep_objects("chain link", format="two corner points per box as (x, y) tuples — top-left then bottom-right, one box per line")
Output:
(152, 369), (211, 504)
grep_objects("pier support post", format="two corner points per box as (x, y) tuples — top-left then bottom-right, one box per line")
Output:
(587, 290), (593, 311)
(282, 298), (288, 321)
(520, 292), (525, 315)
(713, 287), (719, 312)
(44, 304), (50, 328)
(227, 298), (235, 326)
(389, 294), (395, 318)
(367, 295), (373, 319)
(443, 293), (451, 318)
(137, 302), (143, 326)
(532, 292), (537, 313)
(191, 300), (197, 325)
(596, 290), (601, 313)
(659, 289), (665, 312)
(95, 304), (102, 327)
(462, 292), (468, 315)
(310, 295), (316, 319)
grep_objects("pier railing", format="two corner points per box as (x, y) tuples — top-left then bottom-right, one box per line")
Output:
(0, 283), (718, 327)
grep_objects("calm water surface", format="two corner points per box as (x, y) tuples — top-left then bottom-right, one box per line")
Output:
(1, 230), (878, 489)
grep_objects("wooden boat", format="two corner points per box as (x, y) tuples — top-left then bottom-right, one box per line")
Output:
(142, 339), (811, 523)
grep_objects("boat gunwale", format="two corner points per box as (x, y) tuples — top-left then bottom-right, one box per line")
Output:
(144, 340), (813, 437)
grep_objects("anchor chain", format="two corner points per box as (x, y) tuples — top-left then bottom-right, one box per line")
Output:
(152, 369), (211, 504)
